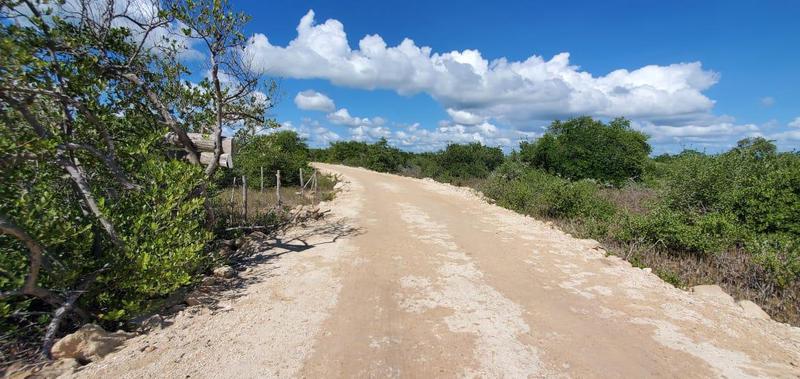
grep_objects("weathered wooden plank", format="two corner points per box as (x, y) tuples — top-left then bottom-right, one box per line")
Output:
(165, 132), (233, 154)
(199, 152), (233, 168)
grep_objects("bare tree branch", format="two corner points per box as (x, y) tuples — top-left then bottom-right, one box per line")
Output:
(57, 153), (125, 248)
(1, 96), (126, 248)
(62, 143), (140, 190)
(0, 215), (45, 297)
(0, 93), (52, 138)
(205, 54), (223, 177)
(120, 72), (202, 165)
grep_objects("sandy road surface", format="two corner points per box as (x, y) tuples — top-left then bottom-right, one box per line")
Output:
(73, 163), (800, 378)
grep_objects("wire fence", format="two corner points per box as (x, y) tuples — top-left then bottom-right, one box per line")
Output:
(220, 168), (322, 229)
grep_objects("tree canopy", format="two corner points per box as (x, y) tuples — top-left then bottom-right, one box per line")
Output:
(235, 131), (311, 186)
(519, 117), (651, 186)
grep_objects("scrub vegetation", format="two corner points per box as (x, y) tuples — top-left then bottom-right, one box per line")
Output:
(0, 0), (332, 366)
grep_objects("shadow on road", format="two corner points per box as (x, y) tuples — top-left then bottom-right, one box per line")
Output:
(235, 218), (362, 266)
(200, 217), (363, 306)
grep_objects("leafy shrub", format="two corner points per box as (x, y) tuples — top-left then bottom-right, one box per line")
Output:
(519, 117), (651, 186)
(1, 153), (212, 327)
(99, 159), (212, 320)
(322, 138), (407, 172)
(424, 143), (504, 182)
(402, 152), (439, 178)
(482, 161), (615, 221)
(749, 234), (800, 288)
(618, 207), (741, 253)
(629, 138), (800, 283)
(235, 131), (311, 186)
(0, 0), (272, 361)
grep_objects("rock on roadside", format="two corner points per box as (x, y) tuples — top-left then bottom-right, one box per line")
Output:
(51, 324), (135, 363)
(690, 284), (735, 304)
(213, 266), (236, 279)
(691, 285), (772, 321)
(132, 314), (166, 333)
(185, 290), (214, 306)
(737, 300), (771, 320)
(201, 276), (218, 286)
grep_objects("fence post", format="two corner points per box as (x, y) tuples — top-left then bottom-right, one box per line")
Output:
(276, 170), (281, 206)
(299, 168), (304, 198)
(312, 170), (318, 205)
(230, 176), (237, 224)
(260, 166), (264, 194)
(242, 176), (248, 221)
(230, 177), (237, 204)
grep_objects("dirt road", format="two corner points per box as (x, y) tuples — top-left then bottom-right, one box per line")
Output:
(74, 164), (800, 378)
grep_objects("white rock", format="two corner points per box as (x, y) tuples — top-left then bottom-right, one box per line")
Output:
(213, 266), (236, 279)
(691, 285), (735, 304)
(737, 300), (771, 320)
(51, 324), (135, 362)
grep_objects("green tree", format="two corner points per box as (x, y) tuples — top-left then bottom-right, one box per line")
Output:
(170, 0), (277, 179)
(0, 0), (269, 358)
(428, 143), (504, 181)
(325, 138), (407, 172)
(519, 117), (651, 186)
(235, 131), (311, 186)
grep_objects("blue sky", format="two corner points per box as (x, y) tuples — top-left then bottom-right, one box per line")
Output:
(231, 0), (799, 154)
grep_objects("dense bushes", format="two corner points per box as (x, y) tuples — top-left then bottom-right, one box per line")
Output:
(474, 133), (798, 322)
(499, 135), (800, 290)
(625, 138), (800, 285)
(519, 117), (650, 186)
(318, 138), (407, 172)
(235, 131), (311, 186)
(317, 140), (503, 183)
(1, 124), (212, 343)
(482, 160), (614, 221)
(101, 160), (212, 319)
(418, 143), (504, 182)
(1, 0), (267, 360)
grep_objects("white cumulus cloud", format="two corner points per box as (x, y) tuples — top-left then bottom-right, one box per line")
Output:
(273, 119), (341, 147)
(326, 108), (385, 127)
(244, 10), (719, 124)
(294, 90), (336, 112)
(637, 121), (760, 143)
(446, 108), (485, 125)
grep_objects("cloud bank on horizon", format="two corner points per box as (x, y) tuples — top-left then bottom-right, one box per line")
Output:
(244, 10), (796, 153)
